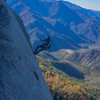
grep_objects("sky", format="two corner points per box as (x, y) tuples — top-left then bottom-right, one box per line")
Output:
(64, 0), (100, 11)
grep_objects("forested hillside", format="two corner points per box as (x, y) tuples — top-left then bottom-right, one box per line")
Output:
(37, 55), (100, 100)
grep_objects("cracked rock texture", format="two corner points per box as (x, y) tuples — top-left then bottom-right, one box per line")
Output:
(0, 0), (53, 100)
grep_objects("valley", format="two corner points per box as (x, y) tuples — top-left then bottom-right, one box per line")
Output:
(37, 49), (100, 100)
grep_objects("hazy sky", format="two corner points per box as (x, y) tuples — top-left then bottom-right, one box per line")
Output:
(64, 0), (100, 11)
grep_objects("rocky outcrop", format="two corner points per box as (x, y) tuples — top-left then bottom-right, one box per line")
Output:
(0, 0), (53, 100)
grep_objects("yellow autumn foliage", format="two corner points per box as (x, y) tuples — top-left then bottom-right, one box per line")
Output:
(41, 68), (90, 100)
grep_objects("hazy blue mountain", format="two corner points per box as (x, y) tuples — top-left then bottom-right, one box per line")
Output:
(7, 0), (100, 51)
(93, 11), (100, 18)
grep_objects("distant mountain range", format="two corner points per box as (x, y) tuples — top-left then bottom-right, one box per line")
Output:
(7, 0), (100, 51)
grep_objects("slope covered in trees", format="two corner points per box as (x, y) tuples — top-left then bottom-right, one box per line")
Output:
(38, 48), (100, 90)
(37, 56), (100, 100)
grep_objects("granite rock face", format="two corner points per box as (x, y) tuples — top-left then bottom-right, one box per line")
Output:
(0, 0), (53, 100)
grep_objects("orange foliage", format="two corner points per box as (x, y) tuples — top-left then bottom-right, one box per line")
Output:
(42, 68), (90, 100)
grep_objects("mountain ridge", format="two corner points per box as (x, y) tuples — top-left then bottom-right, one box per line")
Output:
(7, 0), (100, 51)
